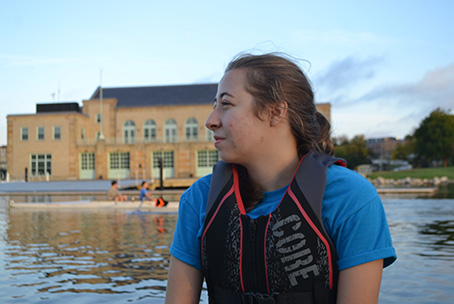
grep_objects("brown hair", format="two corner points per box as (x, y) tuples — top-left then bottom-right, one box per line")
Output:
(225, 53), (334, 210)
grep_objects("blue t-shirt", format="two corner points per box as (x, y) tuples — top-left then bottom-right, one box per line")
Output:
(170, 165), (397, 272)
(140, 188), (148, 201)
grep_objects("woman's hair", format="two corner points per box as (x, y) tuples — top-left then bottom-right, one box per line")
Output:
(225, 53), (334, 210)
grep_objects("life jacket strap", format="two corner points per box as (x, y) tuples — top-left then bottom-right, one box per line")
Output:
(211, 285), (315, 304)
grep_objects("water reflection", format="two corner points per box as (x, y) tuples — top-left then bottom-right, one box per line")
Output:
(4, 207), (176, 302)
(15, 194), (103, 203)
(8, 192), (183, 204)
(419, 220), (454, 257)
(380, 199), (454, 303)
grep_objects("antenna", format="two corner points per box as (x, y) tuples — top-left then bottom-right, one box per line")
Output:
(99, 70), (105, 140)
(57, 80), (60, 102)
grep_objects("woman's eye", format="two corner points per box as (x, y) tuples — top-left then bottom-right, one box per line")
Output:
(221, 100), (231, 106)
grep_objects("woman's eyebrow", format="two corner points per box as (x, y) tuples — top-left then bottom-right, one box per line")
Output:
(219, 92), (234, 99)
(214, 92), (235, 103)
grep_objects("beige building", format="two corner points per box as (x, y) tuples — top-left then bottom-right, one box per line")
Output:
(366, 137), (402, 160)
(7, 84), (331, 185)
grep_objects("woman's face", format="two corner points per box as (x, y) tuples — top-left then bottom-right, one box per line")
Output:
(205, 69), (272, 165)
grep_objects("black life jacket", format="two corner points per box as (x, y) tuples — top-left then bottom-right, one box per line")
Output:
(201, 152), (346, 304)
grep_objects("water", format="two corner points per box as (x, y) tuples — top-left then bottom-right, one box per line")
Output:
(0, 200), (183, 303)
(1, 196), (454, 303)
(379, 198), (454, 303)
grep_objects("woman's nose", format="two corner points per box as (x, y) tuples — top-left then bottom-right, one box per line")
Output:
(205, 109), (220, 130)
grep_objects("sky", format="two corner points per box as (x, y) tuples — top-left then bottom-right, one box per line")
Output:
(1, 0), (453, 146)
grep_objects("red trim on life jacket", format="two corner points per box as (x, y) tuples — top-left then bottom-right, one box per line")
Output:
(201, 185), (235, 270)
(334, 159), (346, 167)
(232, 165), (246, 215)
(287, 188), (334, 290)
(276, 152), (335, 289)
(275, 155), (306, 211)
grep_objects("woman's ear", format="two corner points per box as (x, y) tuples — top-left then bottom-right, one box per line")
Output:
(270, 101), (288, 126)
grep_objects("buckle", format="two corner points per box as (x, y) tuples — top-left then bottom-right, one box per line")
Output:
(241, 292), (276, 304)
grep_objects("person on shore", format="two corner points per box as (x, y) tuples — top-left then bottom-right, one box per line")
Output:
(139, 181), (168, 208)
(140, 181), (153, 202)
(165, 53), (396, 303)
(107, 180), (127, 202)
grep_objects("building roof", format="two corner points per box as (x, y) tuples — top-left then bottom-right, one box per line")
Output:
(89, 83), (218, 108)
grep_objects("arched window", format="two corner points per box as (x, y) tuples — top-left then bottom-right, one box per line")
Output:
(123, 120), (136, 144)
(206, 128), (214, 142)
(164, 119), (177, 142)
(185, 118), (198, 141)
(143, 119), (157, 142)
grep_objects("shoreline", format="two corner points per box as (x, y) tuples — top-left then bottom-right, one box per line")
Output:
(9, 200), (180, 212)
(375, 187), (437, 195)
(5, 187), (439, 210)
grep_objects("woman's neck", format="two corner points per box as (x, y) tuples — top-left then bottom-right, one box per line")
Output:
(239, 114), (300, 192)
(245, 151), (300, 192)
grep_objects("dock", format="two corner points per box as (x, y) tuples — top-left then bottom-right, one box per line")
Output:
(9, 200), (180, 213)
(376, 187), (437, 195)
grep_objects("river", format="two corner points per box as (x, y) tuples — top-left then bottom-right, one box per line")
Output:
(1, 194), (453, 303)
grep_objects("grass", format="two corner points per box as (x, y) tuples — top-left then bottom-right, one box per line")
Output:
(367, 166), (454, 180)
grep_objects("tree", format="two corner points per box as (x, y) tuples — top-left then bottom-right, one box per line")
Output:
(392, 135), (415, 162)
(413, 108), (454, 168)
(334, 135), (371, 170)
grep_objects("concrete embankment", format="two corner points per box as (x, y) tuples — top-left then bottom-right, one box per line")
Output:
(375, 187), (437, 195)
(9, 200), (180, 212)
(369, 176), (452, 187)
(370, 176), (452, 197)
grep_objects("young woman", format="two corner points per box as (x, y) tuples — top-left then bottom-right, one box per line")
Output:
(165, 53), (396, 304)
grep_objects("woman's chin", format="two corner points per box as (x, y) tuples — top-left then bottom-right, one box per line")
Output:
(218, 153), (237, 164)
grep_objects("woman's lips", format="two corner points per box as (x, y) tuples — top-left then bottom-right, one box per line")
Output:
(214, 136), (225, 147)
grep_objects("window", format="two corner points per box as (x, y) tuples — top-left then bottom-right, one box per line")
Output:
(53, 126), (61, 140)
(206, 128), (214, 142)
(185, 118), (198, 141)
(109, 152), (130, 169)
(153, 151), (174, 169)
(196, 150), (218, 176)
(21, 127), (29, 141)
(37, 127), (45, 141)
(144, 119), (157, 142)
(197, 150), (219, 168)
(164, 119), (177, 142)
(81, 127), (85, 140)
(31, 154), (52, 176)
(123, 120), (136, 144)
(96, 114), (102, 124)
(81, 153), (95, 170)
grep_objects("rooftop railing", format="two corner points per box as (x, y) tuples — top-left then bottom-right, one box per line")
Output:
(76, 136), (214, 146)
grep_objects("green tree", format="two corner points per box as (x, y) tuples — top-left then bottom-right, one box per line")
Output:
(392, 135), (415, 162)
(413, 108), (454, 168)
(334, 135), (371, 170)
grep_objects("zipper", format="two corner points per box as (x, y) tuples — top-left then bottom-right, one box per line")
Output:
(250, 218), (257, 242)
(249, 218), (260, 291)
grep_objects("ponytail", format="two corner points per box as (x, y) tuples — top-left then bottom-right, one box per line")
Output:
(315, 112), (334, 156)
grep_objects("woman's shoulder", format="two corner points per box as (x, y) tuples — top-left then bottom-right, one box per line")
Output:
(326, 164), (377, 195)
(324, 164), (380, 217)
(179, 174), (212, 212)
(187, 174), (212, 192)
